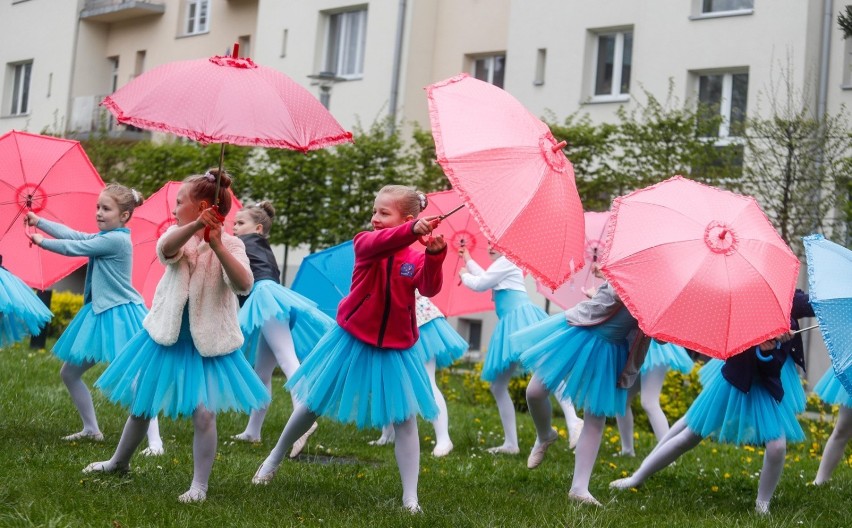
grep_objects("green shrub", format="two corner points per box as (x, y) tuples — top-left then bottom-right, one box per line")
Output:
(47, 291), (84, 337)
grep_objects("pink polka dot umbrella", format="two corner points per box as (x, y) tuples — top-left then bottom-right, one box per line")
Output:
(599, 176), (799, 360)
(426, 74), (586, 290)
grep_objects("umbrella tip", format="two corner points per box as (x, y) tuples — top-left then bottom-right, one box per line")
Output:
(552, 140), (567, 152)
(232, 42), (240, 58)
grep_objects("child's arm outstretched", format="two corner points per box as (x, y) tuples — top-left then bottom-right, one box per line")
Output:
(459, 257), (516, 292)
(26, 215), (121, 257)
(415, 234), (447, 297)
(25, 213), (91, 242)
(201, 208), (252, 293)
(354, 216), (441, 262)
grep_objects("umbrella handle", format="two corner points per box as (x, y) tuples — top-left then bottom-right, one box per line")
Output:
(202, 205), (225, 243)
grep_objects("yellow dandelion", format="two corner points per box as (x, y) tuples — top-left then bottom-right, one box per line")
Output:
(630, 487), (638, 493)
(608, 462), (617, 469)
(724, 473), (730, 478)
(609, 435), (620, 444)
(711, 448), (717, 454)
(711, 486), (719, 492)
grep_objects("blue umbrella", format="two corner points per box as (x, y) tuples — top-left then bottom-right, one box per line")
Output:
(804, 234), (852, 394)
(291, 240), (355, 318)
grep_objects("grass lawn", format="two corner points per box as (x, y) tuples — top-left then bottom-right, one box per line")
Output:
(0, 341), (849, 527)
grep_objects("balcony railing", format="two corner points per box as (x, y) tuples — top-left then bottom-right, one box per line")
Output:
(80, 1), (165, 23)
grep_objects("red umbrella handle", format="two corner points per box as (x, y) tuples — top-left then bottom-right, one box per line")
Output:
(203, 205), (225, 243)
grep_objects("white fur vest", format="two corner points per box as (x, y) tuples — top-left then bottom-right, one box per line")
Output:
(143, 225), (252, 357)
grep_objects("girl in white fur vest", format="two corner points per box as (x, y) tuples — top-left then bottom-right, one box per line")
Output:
(83, 170), (269, 503)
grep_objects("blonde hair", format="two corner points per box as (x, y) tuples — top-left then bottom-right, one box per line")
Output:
(184, 168), (234, 215)
(240, 201), (275, 237)
(377, 185), (427, 218)
(102, 183), (144, 221)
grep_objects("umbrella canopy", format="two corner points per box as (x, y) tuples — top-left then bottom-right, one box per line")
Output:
(102, 52), (352, 151)
(426, 74), (586, 290)
(416, 190), (493, 317)
(130, 181), (241, 307)
(290, 240), (355, 318)
(537, 211), (611, 309)
(0, 131), (105, 289)
(804, 234), (852, 394)
(600, 176), (799, 360)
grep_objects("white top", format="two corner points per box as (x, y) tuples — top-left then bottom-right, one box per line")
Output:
(460, 255), (526, 293)
(414, 291), (444, 327)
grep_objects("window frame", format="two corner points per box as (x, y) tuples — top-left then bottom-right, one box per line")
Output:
(8, 60), (33, 117)
(469, 53), (506, 88)
(183, 0), (210, 37)
(696, 70), (749, 144)
(589, 29), (632, 103)
(690, 0), (754, 20)
(323, 8), (368, 80)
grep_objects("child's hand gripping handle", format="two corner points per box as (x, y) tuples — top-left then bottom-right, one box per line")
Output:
(203, 205), (225, 242)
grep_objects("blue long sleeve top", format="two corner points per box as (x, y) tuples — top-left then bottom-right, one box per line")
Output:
(37, 218), (144, 313)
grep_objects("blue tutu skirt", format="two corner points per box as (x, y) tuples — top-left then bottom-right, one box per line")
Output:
(0, 267), (52, 347)
(482, 289), (548, 382)
(285, 326), (438, 429)
(780, 356), (806, 415)
(685, 371), (805, 445)
(239, 280), (334, 364)
(96, 312), (269, 419)
(698, 359), (722, 387)
(414, 317), (468, 369)
(814, 367), (852, 407)
(514, 309), (635, 417)
(641, 340), (694, 375)
(53, 302), (147, 365)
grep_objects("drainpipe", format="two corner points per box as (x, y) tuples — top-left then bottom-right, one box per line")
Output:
(388, 0), (407, 134)
(817, 0), (832, 121)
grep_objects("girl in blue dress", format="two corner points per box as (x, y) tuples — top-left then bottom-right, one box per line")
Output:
(231, 201), (333, 455)
(25, 184), (159, 450)
(83, 171), (269, 503)
(0, 255), (52, 348)
(369, 291), (468, 457)
(459, 246), (549, 455)
(252, 185), (446, 513)
(513, 281), (637, 505)
(813, 366), (852, 485)
(615, 339), (694, 456)
(611, 334), (805, 515)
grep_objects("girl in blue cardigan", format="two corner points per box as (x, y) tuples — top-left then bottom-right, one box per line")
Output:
(25, 184), (161, 453)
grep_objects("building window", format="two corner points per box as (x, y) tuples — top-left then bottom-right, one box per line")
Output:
(534, 48), (546, 86)
(185, 0), (209, 35)
(844, 38), (852, 88)
(458, 318), (482, 351)
(697, 71), (748, 139)
(702, 0), (754, 13)
(471, 54), (506, 88)
(324, 8), (367, 78)
(593, 30), (632, 99)
(8, 61), (32, 116)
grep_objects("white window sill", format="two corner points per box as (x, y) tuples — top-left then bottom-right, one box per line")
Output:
(1, 112), (31, 119)
(841, 84), (852, 91)
(585, 94), (630, 105)
(689, 9), (754, 21)
(699, 136), (745, 147)
(177, 30), (211, 39)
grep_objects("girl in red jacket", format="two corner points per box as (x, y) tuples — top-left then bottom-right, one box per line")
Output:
(252, 185), (446, 513)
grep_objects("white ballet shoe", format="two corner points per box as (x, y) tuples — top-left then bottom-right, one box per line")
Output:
(289, 422), (318, 458)
(231, 432), (261, 444)
(403, 500), (422, 514)
(141, 445), (164, 457)
(368, 430), (395, 446)
(486, 444), (520, 455)
(432, 441), (453, 458)
(568, 491), (602, 506)
(755, 499), (770, 515)
(82, 460), (129, 475)
(614, 449), (635, 458)
(178, 486), (207, 503)
(527, 429), (559, 469)
(63, 430), (104, 442)
(568, 420), (584, 449)
(609, 477), (637, 490)
(252, 462), (278, 485)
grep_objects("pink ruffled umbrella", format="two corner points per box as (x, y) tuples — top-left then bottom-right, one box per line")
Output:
(426, 74), (585, 290)
(130, 181), (242, 307)
(536, 211), (611, 309)
(0, 131), (105, 289)
(599, 176), (799, 360)
(414, 190), (493, 317)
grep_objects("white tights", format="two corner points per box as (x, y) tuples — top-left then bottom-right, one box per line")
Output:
(615, 366), (670, 453)
(815, 406), (852, 484)
(237, 320), (300, 441)
(261, 404), (422, 508)
(489, 364), (518, 450)
(569, 413), (607, 501)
